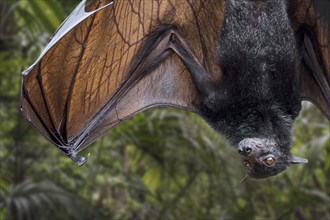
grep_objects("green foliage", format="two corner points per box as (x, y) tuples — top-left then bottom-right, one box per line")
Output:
(0, 181), (100, 220)
(0, 1), (329, 220)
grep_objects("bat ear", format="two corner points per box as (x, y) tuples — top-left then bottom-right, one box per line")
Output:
(290, 155), (308, 164)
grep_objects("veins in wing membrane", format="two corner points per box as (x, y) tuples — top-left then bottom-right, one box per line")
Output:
(63, 7), (100, 144)
(22, 84), (68, 152)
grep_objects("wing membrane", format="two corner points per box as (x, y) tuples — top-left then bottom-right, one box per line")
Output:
(21, 0), (224, 155)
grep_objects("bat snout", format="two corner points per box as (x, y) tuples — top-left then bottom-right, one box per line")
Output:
(237, 144), (253, 155)
(237, 138), (274, 156)
(237, 138), (260, 156)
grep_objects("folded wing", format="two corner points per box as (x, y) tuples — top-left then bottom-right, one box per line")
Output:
(20, 0), (224, 156)
(290, 0), (330, 119)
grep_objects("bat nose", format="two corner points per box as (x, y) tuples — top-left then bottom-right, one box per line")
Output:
(238, 145), (252, 155)
(238, 139), (256, 155)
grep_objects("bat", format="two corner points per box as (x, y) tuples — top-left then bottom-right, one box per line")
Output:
(20, 0), (329, 179)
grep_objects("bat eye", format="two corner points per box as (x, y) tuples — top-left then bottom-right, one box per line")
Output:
(264, 157), (275, 166)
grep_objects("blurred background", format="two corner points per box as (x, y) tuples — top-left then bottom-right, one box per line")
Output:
(0, 0), (329, 219)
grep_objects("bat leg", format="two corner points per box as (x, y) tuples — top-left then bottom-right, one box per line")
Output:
(126, 25), (218, 109)
(166, 29), (222, 112)
(168, 31), (216, 98)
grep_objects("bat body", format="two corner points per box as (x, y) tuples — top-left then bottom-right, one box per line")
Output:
(21, 0), (330, 178)
(200, 0), (304, 178)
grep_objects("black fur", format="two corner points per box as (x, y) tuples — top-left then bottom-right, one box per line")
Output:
(200, 0), (302, 178)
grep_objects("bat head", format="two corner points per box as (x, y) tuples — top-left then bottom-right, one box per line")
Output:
(231, 103), (307, 179)
(210, 100), (306, 179)
(237, 138), (308, 179)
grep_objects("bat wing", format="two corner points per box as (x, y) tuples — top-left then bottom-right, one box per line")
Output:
(290, 0), (330, 119)
(20, 0), (224, 159)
